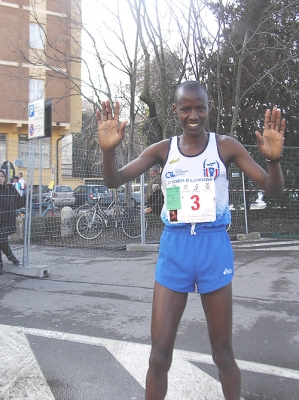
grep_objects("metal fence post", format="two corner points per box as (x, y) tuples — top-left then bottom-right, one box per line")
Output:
(140, 173), (146, 245)
(23, 140), (35, 267)
(241, 172), (249, 235)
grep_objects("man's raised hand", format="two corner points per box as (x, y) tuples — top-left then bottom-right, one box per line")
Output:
(96, 100), (127, 151)
(255, 107), (285, 160)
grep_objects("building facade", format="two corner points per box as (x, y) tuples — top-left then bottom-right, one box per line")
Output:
(0, 0), (82, 187)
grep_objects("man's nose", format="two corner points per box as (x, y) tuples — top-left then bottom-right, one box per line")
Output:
(189, 109), (198, 119)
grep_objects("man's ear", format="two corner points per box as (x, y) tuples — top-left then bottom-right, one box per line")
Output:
(172, 104), (177, 114)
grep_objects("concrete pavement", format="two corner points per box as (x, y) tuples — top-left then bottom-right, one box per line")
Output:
(1, 238), (299, 399)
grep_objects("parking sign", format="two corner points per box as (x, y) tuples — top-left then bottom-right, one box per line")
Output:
(28, 99), (45, 139)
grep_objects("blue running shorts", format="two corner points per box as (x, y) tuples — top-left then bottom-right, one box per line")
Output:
(155, 224), (234, 294)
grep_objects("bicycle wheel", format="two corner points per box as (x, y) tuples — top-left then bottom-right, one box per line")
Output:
(77, 212), (103, 239)
(76, 204), (94, 216)
(43, 205), (62, 217)
(122, 209), (147, 239)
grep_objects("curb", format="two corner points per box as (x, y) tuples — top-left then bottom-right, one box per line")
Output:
(126, 243), (159, 252)
(236, 232), (261, 241)
(126, 232), (262, 251)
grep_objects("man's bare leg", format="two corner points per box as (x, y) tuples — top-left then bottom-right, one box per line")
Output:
(145, 282), (188, 400)
(201, 283), (241, 400)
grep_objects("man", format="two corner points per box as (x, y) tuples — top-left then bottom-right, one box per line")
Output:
(145, 166), (161, 201)
(144, 184), (164, 215)
(96, 81), (285, 400)
(13, 176), (22, 195)
(18, 172), (26, 196)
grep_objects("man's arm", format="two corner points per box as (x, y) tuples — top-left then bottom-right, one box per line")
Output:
(220, 108), (285, 198)
(96, 101), (127, 188)
(231, 143), (284, 198)
(97, 100), (167, 188)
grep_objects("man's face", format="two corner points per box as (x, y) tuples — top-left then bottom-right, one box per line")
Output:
(173, 86), (210, 136)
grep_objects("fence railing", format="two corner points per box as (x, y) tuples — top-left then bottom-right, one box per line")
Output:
(2, 141), (299, 269)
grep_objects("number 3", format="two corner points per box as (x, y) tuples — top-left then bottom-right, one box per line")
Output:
(191, 194), (200, 210)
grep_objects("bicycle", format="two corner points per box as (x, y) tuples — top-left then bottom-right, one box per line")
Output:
(76, 196), (147, 240)
(17, 198), (62, 218)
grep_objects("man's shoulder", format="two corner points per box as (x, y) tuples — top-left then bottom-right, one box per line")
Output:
(216, 133), (246, 148)
(216, 133), (249, 162)
(146, 139), (171, 167)
(150, 138), (171, 150)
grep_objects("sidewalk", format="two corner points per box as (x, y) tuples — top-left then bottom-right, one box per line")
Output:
(2, 245), (159, 287)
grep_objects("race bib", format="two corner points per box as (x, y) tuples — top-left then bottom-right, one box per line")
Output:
(166, 177), (216, 223)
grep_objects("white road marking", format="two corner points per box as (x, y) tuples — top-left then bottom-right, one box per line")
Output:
(233, 240), (296, 247)
(233, 240), (299, 251)
(234, 245), (299, 251)
(0, 324), (55, 400)
(1, 324), (299, 399)
(100, 339), (225, 399)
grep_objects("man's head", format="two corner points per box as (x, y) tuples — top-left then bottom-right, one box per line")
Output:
(18, 172), (23, 178)
(174, 81), (208, 104)
(172, 81), (210, 135)
(150, 166), (159, 176)
(13, 176), (19, 182)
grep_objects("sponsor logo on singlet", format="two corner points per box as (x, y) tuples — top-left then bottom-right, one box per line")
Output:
(203, 159), (220, 179)
(169, 158), (180, 164)
(165, 168), (189, 179)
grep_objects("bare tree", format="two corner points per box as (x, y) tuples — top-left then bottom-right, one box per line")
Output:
(8, 0), (298, 151)
(215, 0), (299, 137)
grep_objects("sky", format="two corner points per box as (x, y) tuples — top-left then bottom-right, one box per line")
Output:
(81, 0), (142, 99)
(81, 0), (219, 100)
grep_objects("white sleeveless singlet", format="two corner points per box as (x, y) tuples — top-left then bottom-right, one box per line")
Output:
(160, 133), (231, 228)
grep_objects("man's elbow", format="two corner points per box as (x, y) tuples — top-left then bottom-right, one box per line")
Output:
(102, 175), (122, 189)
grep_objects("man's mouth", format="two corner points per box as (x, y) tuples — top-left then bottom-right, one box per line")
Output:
(188, 123), (199, 127)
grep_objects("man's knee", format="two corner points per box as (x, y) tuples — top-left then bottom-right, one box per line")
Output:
(212, 346), (235, 370)
(149, 348), (172, 373)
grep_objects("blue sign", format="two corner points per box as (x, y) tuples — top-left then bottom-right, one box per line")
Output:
(29, 104), (34, 117)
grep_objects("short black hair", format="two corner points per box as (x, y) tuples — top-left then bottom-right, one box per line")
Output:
(174, 81), (207, 103)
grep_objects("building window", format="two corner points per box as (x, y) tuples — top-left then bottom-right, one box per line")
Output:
(18, 135), (50, 168)
(29, 79), (44, 102)
(61, 135), (73, 177)
(0, 134), (7, 166)
(30, 23), (44, 49)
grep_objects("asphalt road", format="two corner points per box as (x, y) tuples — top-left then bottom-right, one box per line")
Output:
(0, 237), (299, 399)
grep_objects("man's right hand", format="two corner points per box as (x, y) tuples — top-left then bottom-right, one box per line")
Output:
(96, 100), (127, 151)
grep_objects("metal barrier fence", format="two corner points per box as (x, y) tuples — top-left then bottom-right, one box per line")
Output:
(1, 140), (299, 269)
(228, 145), (299, 239)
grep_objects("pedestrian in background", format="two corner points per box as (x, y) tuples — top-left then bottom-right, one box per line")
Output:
(18, 172), (26, 196)
(0, 170), (22, 273)
(13, 176), (22, 195)
(144, 184), (164, 215)
(145, 166), (161, 201)
(96, 81), (285, 400)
